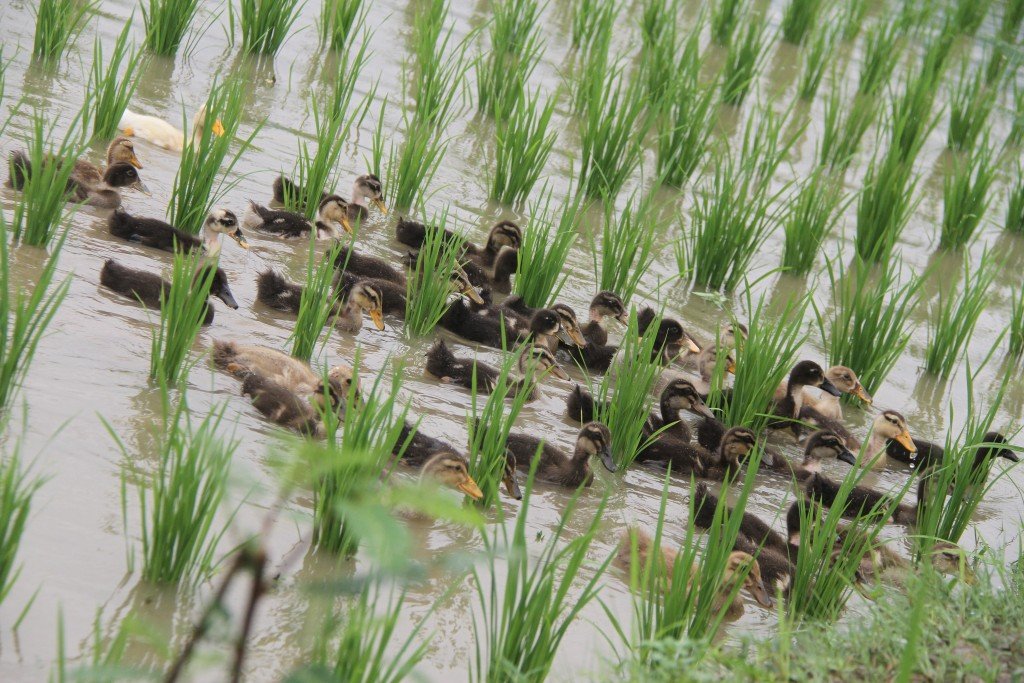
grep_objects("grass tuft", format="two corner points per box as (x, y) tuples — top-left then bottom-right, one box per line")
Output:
(141, 0), (202, 56)
(952, 0), (993, 36)
(0, 442), (43, 607)
(593, 190), (658, 305)
(797, 24), (838, 101)
(818, 87), (879, 170)
(572, 0), (616, 50)
(83, 21), (145, 142)
(781, 0), (826, 45)
(721, 14), (772, 106)
(404, 209), (461, 337)
(839, 0), (870, 41)
(711, 0), (746, 45)
(291, 239), (344, 362)
(948, 59), (999, 151)
(854, 142), (920, 262)
(1007, 168), (1024, 234)
(1008, 289), (1024, 356)
(578, 61), (647, 200)
(513, 189), (582, 308)
(234, 0), (302, 55)
(858, 20), (903, 96)
(149, 250), (217, 386)
(940, 138), (997, 250)
(924, 250), (998, 379)
(32, 0), (96, 66)
(489, 88), (555, 206)
(476, 0), (543, 120)
(781, 169), (845, 276)
(409, 0), (468, 134)
(319, 0), (365, 51)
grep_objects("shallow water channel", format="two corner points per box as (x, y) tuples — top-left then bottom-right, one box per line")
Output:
(0, 0), (1023, 680)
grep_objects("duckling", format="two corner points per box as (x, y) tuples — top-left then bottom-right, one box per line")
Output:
(482, 245), (519, 293)
(70, 137), (143, 186)
(334, 245), (405, 284)
(703, 427), (758, 479)
(244, 196), (352, 239)
(256, 270), (385, 333)
(637, 308), (701, 362)
(100, 259), (236, 325)
(882, 426), (1014, 473)
(730, 533), (794, 599)
(692, 482), (792, 558)
(860, 410), (918, 469)
(803, 471), (917, 525)
(109, 208), (248, 256)
(395, 216), (463, 252)
(502, 298), (587, 351)
(465, 221), (522, 267)
(119, 105), (224, 152)
(769, 361), (841, 436)
(506, 422), (616, 488)
(796, 367), (872, 450)
(440, 299), (557, 350)
(273, 173), (386, 222)
(566, 379), (711, 445)
(240, 371), (325, 437)
(790, 430), (858, 481)
(425, 340), (567, 400)
(578, 290), (629, 346)
(688, 344), (736, 401)
(8, 153), (149, 209)
(419, 451), (484, 500)
(212, 340), (359, 398)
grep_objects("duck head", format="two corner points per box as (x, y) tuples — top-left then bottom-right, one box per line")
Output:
(204, 208), (248, 250)
(872, 410), (916, 456)
(502, 449), (523, 500)
(104, 163), (150, 195)
(449, 266), (485, 304)
(726, 551), (774, 609)
(319, 195), (353, 234)
(529, 309), (562, 339)
(590, 290), (629, 325)
(107, 136), (143, 169)
(978, 431), (1019, 463)
(824, 366), (871, 404)
(551, 303), (586, 346)
(349, 281), (385, 330)
(719, 427), (757, 469)
(578, 422), (616, 472)
(789, 361), (840, 396)
(353, 174), (386, 213)
(197, 266), (238, 309)
(662, 378), (714, 419)
(421, 451), (483, 500)
(519, 344), (570, 380)
(698, 345), (736, 379)
(722, 321), (748, 349)
(805, 430), (857, 470)
(486, 220), (521, 252)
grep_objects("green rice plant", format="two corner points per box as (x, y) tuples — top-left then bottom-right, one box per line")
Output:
(947, 60), (998, 151)
(570, 0), (616, 116)
(0, 443), (43, 607)
(721, 14), (772, 106)
(639, 0), (679, 49)
(469, 472), (611, 682)
(999, 0), (1024, 41)
(781, 170), (845, 275)
(590, 312), (667, 469)
(858, 20), (903, 96)
(854, 143), (921, 262)
(312, 360), (407, 556)
(290, 239), (344, 362)
(167, 79), (260, 234)
(141, 0), (203, 56)
(781, 0), (826, 44)
(1011, 81), (1024, 148)
(489, 88), (556, 206)
(924, 250), (999, 379)
(819, 87), (879, 170)
(638, 0), (681, 110)
(83, 21), (144, 142)
(713, 293), (807, 432)
(1007, 289), (1024, 356)
(888, 52), (945, 165)
(383, 110), (448, 210)
(115, 398), (236, 585)
(149, 250), (218, 386)
(739, 103), (797, 186)
(32, 0), (96, 66)
(711, 0), (746, 44)
(571, 0), (616, 49)
(1007, 168), (1024, 234)
(233, 0), (302, 56)
(593, 190), (658, 305)
(409, 0), (468, 134)
(404, 210), (461, 337)
(940, 138), (998, 250)
(281, 42), (371, 219)
(8, 109), (87, 247)
(952, 0), (992, 35)
(467, 343), (533, 510)
(577, 62), (647, 199)
(797, 24), (838, 101)
(815, 255), (924, 395)
(0, 217), (70, 412)
(513, 189), (583, 308)
(677, 151), (779, 291)
(319, 0), (364, 51)
(839, 0), (870, 41)
(476, 0), (544, 120)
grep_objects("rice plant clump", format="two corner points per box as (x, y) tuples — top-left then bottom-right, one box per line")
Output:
(781, 0), (826, 45)
(888, 56), (944, 166)
(940, 138), (997, 250)
(711, 0), (746, 45)
(951, 0), (993, 36)
(142, 0), (203, 56)
(381, 107), (448, 210)
(1008, 290), (1024, 356)
(638, 0), (681, 110)
(797, 24), (838, 101)
(854, 143), (920, 262)
(83, 22), (145, 141)
(0, 445), (43, 607)
(149, 250), (218, 386)
(513, 191), (582, 308)
(408, 0), (468, 134)
(593, 191), (658, 305)
(572, 0), (617, 50)
(578, 62), (647, 200)
(236, 0), (303, 56)
(32, 0), (96, 66)
(819, 87), (879, 170)
(476, 0), (543, 120)
(291, 240), (344, 362)
(999, 0), (1024, 42)
(404, 212), (462, 337)
(721, 15), (772, 106)
(489, 88), (556, 206)
(320, 0), (365, 51)
(1007, 169), (1024, 234)
(816, 256), (924, 395)
(839, 0), (870, 41)
(948, 60), (999, 151)
(924, 251), (999, 380)
(858, 21), (903, 96)
(781, 170), (845, 275)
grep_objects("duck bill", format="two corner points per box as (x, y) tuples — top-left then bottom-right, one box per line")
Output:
(129, 153), (143, 169)
(1001, 450), (1020, 463)
(750, 580), (774, 609)
(211, 119), (226, 137)
(895, 430), (917, 453)
(693, 402), (715, 420)
(457, 477), (484, 501)
(820, 379), (842, 397)
(230, 229), (249, 249)
(339, 215), (354, 235)
(566, 325), (586, 347)
(462, 284), (485, 305)
(132, 179), (152, 196)
(369, 308), (385, 331)
(548, 363), (570, 381)
(838, 448), (857, 467)
(684, 334), (701, 354)
(726, 361), (737, 374)
(615, 311), (629, 325)
(503, 468), (523, 500)
(216, 287), (239, 310)
(598, 446), (617, 473)
(851, 383), (873, 405)
(373, 198), (388, 214)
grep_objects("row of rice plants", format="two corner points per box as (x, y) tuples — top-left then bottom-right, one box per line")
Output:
(148, 250), (218, 385)
(32, 0), (96, 66)
(476, 0), (543, 121)
(82, 21), (144, 141)
(404, 212), (463, 337)
(513, 190), (583, 308)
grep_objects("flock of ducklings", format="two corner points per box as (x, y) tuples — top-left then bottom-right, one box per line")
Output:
(7, 106), (1020, 622)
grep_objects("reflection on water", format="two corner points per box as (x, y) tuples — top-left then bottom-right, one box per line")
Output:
(0, 0), (1022, 680)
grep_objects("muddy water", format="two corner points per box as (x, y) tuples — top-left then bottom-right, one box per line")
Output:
(0, 0), (1022, 680)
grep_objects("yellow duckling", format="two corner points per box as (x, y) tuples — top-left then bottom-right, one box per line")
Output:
(119, 105), (225, 152)
(420, 451), (484, 500)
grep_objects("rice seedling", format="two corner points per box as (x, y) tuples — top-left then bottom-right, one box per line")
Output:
(167, 78), (260, 234)
(677, 150), (780, 292)
(570, 0), (616, 117)
(476, 0), (544, 121)
(739, 103), (797, 187)
(8, 108), (87, 247)
(466, 344), (533, 510)
(781, 170), (845, 276)
(858, 20), (903, 96)
(141, 0), (203, 56)
(149, 250), (218, 386)
(320, 0), (365, 51)
(489, 88), (556, 206)
(818, 87), (879, 170)
(711, 0), (746, 45)
(590, 312), (667, 469)
(577, 62), (647, 199)
(656, 76), (718, 187)
(513, 189), (583, 308)
(797, 24), (838, 101)
(999, 0), (1024, 41)
(721, 14), (772, 106)
(924, 250), (999, 379)
(854, 143), (921, 262)
(0, 443), (43, 607)
(404, 210), (461, 337)
(233, 0), (302, 56)
(281, 42), (371, 220)
(1007, 168), (1024, 234)
(32, 0), (96, 66)
(290, 239), (344, 362)
(409, 0), (468, 134)
(839, 0), (870, 41)
(383, 107), (448, 210)
(940, 138), (997, 250)
(469, 471), (611, 682)
(593, 190), (658, 305)
(888, 50), (945, 165)
(815, 255), (924, 395)
(781, 0), (826, 45)
(114, 398), (236, 585)
(714, 293), (807, 432)
(638, 0), (681, 110)
(0, 216), (70, 413)
(1007, 290), (1024, 356)
(571, 0), (616, 49)
(947, 60), (998, 151)
(1011, 81), (1024, 148)
(83, 21), (145, 142)
(951, 0), (992, 35)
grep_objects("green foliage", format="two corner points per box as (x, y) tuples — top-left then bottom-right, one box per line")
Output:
(797, 24), (838, 101)
(489, 88), (555, 206)
(291, 239), (344, 362)
(781, 0), (826, 44)
(638, 0), (682, 109)
(382, 110), (448, 211)
(858, 21), (903, 96)
(32, 0), (95, 66)
(149, 250), (217, 386)
(593, 190), (658, 305)
(1008, 289), (1024, 356)
(0, 442), (43, 607)
(572, 0), (617, 49)
(816, 255), (924, 395)
(854, 142), (920, 262)
(476, 0), (543, 120)
(1007, 168), (1024, 234)
(940, 138), (997, 250)
(403, 210), (461, 337)
(235, 0), (302, 55)
(513, 189), (582, 308)
(951, 0), (992, 35)
(141, 0), (203, 56)
(711, 0), (746, 44)
(409, 0), (468, 133)
(578, 62), (647, 199)
(948, 59), (998, 151)
(721, 14), (772, 106)
(83, 20), (145, 141)
(781, 169), (844, 275)
(839, 0), (870, 41)
(924, 250), (998, 379)
(319, 0), (365, 51)
(819, 87), (879, 170)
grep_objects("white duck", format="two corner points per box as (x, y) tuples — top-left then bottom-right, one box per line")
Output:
(119, 105), (225, 152)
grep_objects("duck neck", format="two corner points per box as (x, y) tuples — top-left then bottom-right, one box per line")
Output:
(203, 228), (223, 256)
(862, 433), (889, 467)
(351, 181), (368, 208)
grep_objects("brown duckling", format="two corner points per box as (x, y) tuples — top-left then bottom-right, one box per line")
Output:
(419, 451), (484, 500)
(100, 259), (236, 325)
(212, 341), (358, 399)
(860, 410), (918, 469)
(578, 290), (629, 346)
(426, 339), (568, 400)
(109, 207), (247, 256)
(703, 427), (758, 479)
(506, 422), (616, 487)
(273, 173), (386, 223)
(465, 221), (522, 267)
(70, 136), (143, 185)
(9, 152), (150, 209)
(256, 270), (385, 333)
(245, 196), (352, 239)
(334, 244), (405, 284)
(240, 371), (328, 437)
(502, 299), (586, 351)
(692, 482), (791, 557)
(769, 361), (841, 435)
(637, 307), (701, 362)
(803, 471), (917, 525)
(440, 300), (557, 350)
